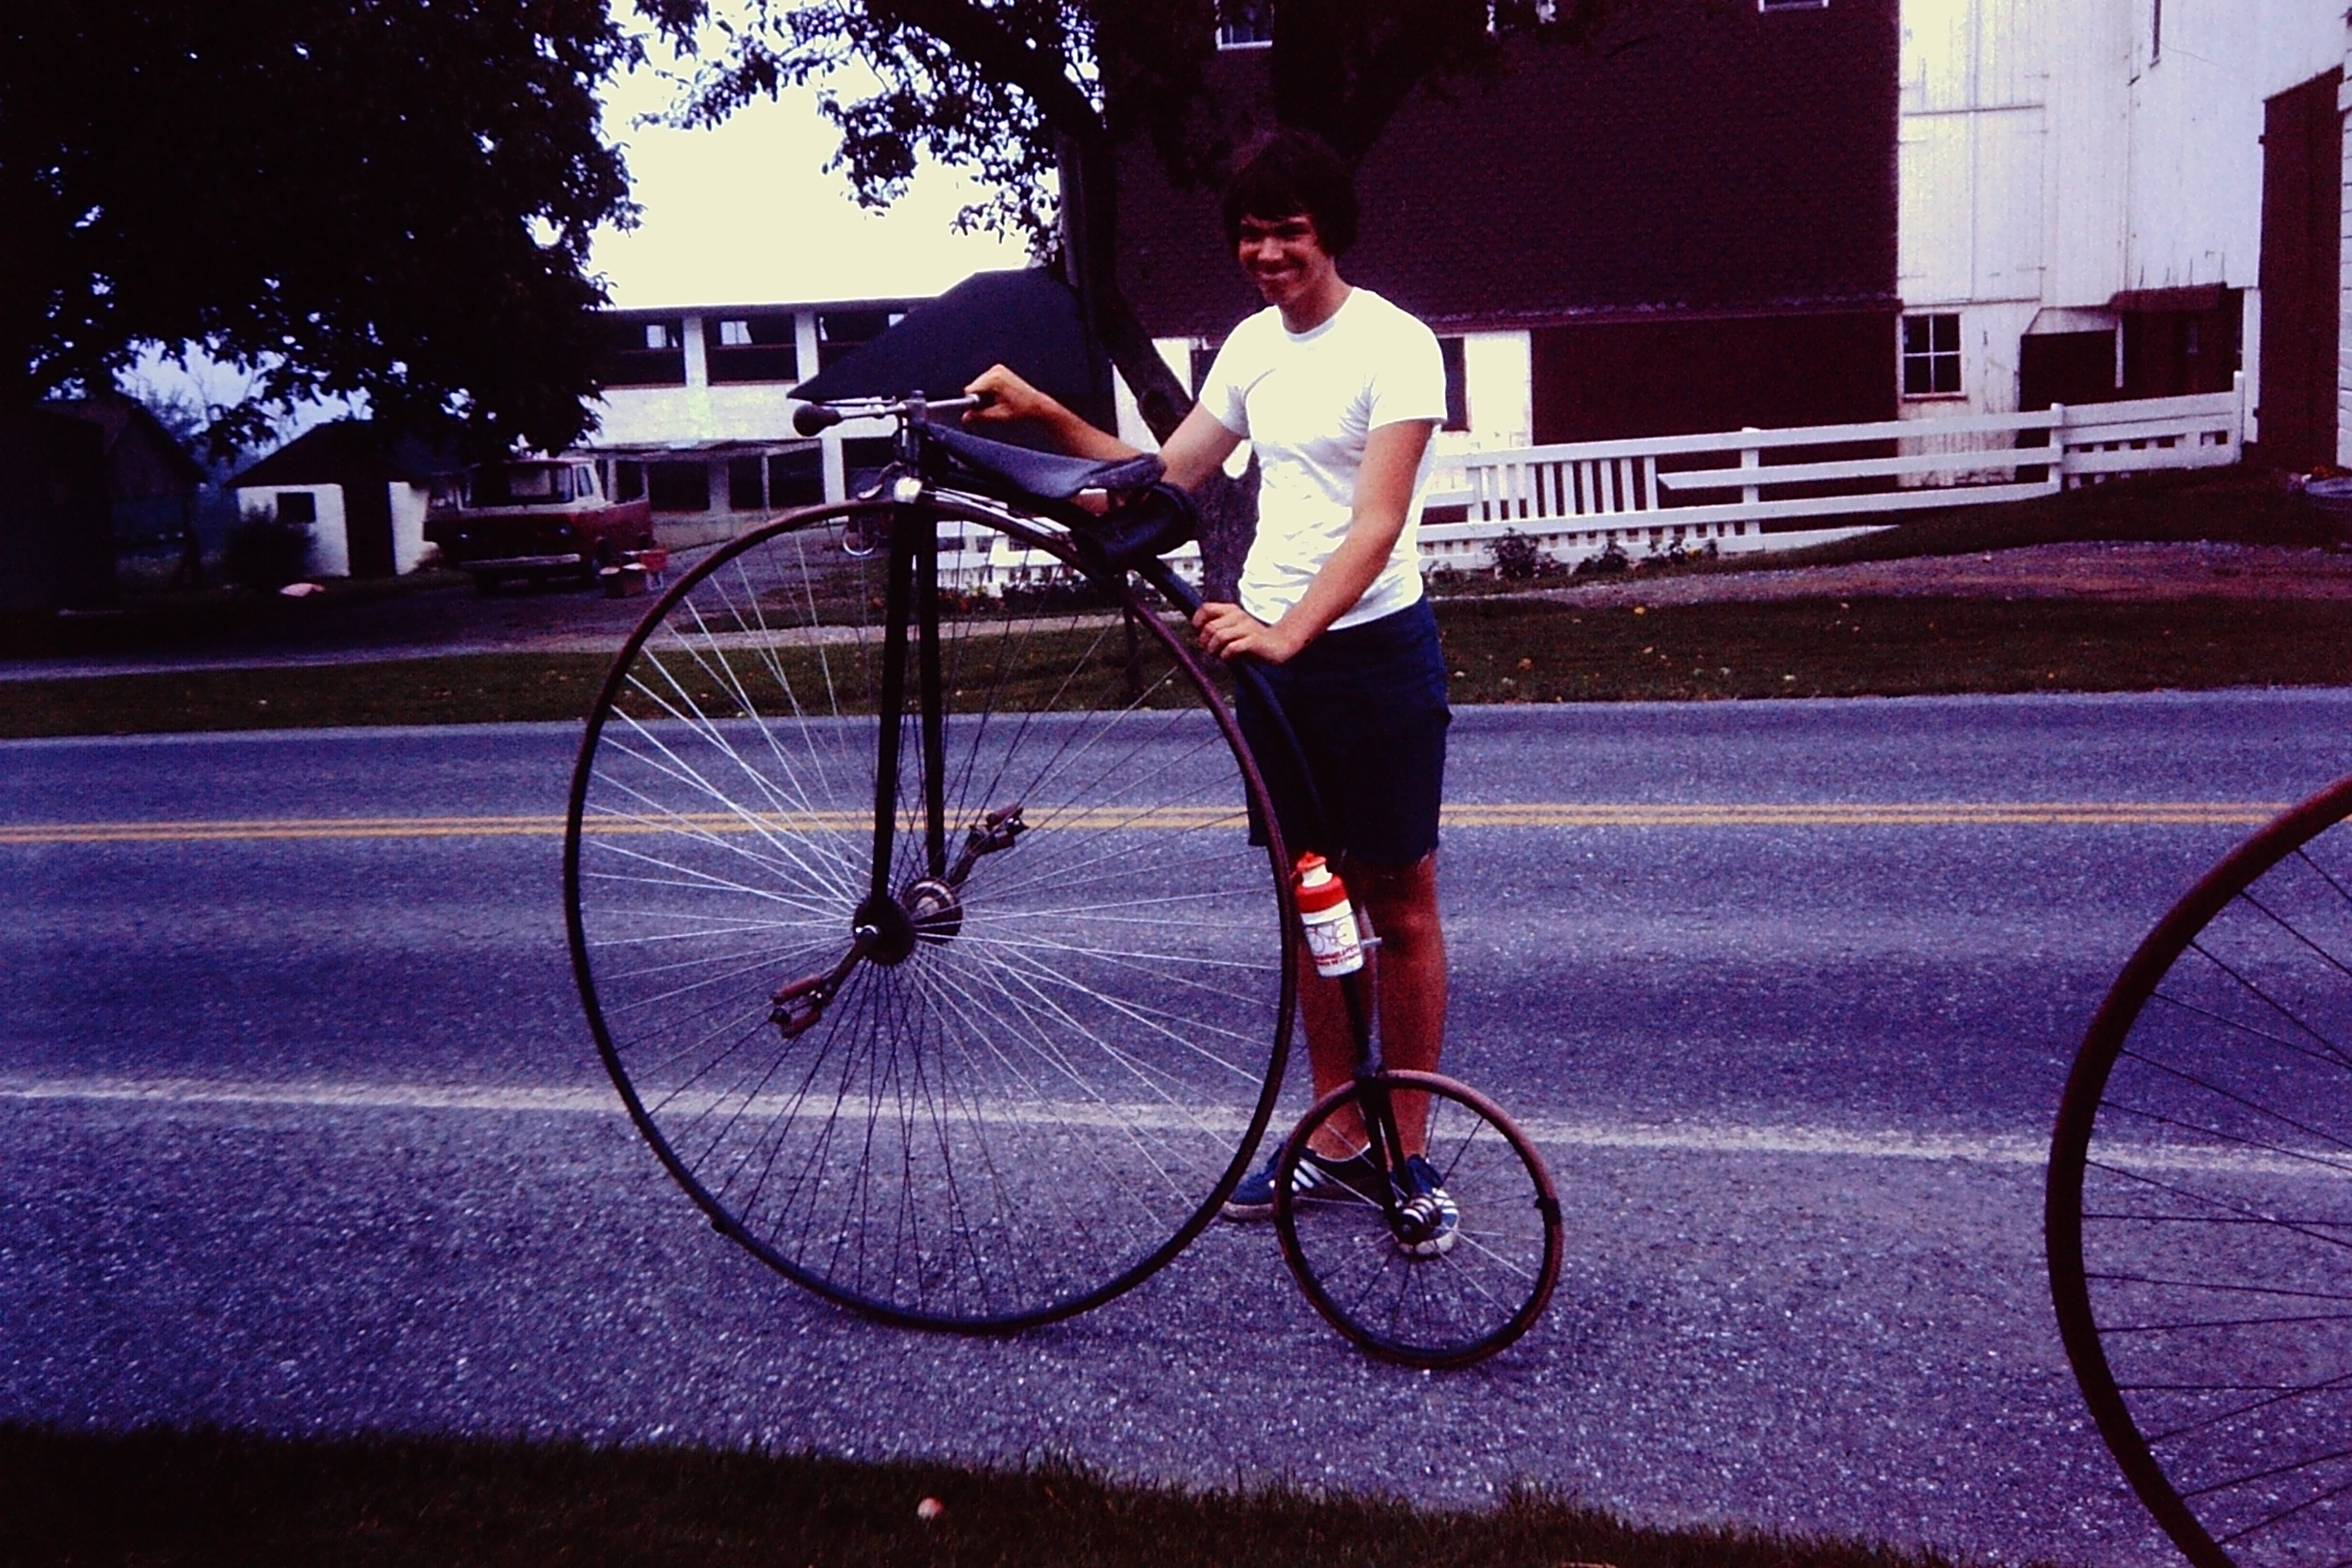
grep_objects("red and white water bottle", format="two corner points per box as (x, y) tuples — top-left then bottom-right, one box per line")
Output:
(1294, 853), (1364, 977)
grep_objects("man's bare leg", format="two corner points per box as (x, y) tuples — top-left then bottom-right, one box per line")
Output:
(1298, 850), (1446, 1158)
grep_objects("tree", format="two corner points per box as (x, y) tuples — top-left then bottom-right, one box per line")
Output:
(2, 0), (669, 459)
(669, 0), (1641, 586)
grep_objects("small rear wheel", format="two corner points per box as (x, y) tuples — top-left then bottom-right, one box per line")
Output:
(1275, 1071), (1562, 1368)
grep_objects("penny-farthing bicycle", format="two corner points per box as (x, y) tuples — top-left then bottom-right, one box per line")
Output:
(2051, 772), (2352, 1565)
(564, 394), (1559, 1366)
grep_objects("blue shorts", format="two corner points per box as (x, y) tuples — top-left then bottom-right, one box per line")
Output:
(1236, 598), (1450, 868)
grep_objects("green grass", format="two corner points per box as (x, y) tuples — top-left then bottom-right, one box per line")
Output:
(6, 595), (2349, 738)
(1432, 595), (2352, 704)
(0, 652), (615, 737)
(0, 1424), (2018, 1568)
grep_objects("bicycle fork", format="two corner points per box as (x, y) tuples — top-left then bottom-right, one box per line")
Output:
(769, 502), (1025, 1040)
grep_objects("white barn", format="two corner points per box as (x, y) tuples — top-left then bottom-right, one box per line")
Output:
(1898, 0), (2347, 465)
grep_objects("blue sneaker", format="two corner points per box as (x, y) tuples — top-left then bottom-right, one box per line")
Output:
(1222, 1146), (1387, 1221)
(1395, 1154), (1460, 1257)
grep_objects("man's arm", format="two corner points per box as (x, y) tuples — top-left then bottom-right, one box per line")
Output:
(963, 364), (1242, 487)
(1191, 418), (1435, 666)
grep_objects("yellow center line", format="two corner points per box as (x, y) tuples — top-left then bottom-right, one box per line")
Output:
(0, 801), (2291, 846)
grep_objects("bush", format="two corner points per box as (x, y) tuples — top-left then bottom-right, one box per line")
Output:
(223, 515), (312, 591)
(1491, 530), (1559, 581)
(1571, 542), (1631, 578)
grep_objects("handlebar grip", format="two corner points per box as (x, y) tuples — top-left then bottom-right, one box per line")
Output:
(793, 403), (845, 436)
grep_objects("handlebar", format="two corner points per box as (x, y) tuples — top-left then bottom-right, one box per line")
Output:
(792, 392), (988, 437)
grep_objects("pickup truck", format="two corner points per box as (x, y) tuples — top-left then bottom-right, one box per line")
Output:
(424, 459), (655, 590)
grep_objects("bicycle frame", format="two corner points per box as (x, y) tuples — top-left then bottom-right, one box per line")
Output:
(824, 405), (1421, 1229)
(1121, 552), (1426, 1228)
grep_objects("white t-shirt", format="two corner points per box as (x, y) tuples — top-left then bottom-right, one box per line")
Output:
(1197, 287), (1446, 630)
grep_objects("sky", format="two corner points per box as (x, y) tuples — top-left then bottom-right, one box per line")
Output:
(589, 56), (1034, 309)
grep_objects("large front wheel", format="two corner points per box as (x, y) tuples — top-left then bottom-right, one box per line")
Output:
(2050, 773), (2352, 1566)
(565, 499), (1295, 1331)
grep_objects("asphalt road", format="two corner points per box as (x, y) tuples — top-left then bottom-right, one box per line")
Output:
(8, 689), (2352, 1565)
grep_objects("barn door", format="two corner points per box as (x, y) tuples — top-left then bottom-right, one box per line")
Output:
(343, 478), (397, 578)
(2257, 68), (2345, 470)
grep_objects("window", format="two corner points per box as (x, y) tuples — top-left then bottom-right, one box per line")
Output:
(1439, 337), (1469, 431)
(646, 461), (711, 512)
(841, 437), (895, 497)
(275, 491), (317, 526)
(473, 463), (564, 504)
(1189, 342), (1221, 396)
(1901, 313), (1963, 397)
(817, 307), (906, 371)
(767, 447), (825, 509)
(603, 314), (688, 387)
(727, 455), (766, 511)
(1217, 0), (1272, 48)
(706, 311), (802, 383)
(612, 461), (645, 503)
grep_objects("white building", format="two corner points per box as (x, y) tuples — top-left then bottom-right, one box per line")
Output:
(1898, 0), (2347, 464)
(228, 420), (445, 578)
(579, 299), (915, 546)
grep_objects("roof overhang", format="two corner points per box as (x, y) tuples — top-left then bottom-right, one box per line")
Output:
(2110, 284), (2229, 313)
(2024, 306), (2119, 336)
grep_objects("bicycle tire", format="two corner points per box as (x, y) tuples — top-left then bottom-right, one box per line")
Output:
(565, 497), (1294, 1331)
(2050, 772), (2352, 1567)
(1275, 1070), (1562, 1368)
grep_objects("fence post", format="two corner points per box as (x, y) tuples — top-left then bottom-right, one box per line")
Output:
(1740, 427), (1761, 514)
(2051, 402), (2069, 487)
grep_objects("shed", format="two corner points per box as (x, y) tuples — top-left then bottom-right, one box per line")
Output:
(0, 407), (116, 615)
(231, 420), (455, 578)
(51, 394), (207, 573)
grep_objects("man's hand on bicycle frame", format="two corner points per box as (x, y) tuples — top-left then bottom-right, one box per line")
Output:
(1192, 601), (1307, 665)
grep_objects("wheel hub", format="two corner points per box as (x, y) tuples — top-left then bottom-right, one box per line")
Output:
(900, 876), (964, 945)
(855, 893), (920, 965)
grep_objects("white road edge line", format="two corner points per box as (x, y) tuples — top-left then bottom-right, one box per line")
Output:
(0, 1076), (2333, 1179)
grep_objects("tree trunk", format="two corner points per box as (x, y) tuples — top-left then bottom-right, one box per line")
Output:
(1059, 132), (1256, 600)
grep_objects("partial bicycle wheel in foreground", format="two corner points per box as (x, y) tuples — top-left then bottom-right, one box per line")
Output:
(565, 502), (1292, 1331)
(2050, 773), (2352, 1567)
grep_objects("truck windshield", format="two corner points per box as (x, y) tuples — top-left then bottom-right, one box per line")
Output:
(471, 464), (568, 505)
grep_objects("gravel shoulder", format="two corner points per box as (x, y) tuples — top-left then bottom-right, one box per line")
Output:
(1522, 539), (2352, 606)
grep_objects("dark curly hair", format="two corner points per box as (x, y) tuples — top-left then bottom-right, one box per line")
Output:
(1220, 129), (1359, 256)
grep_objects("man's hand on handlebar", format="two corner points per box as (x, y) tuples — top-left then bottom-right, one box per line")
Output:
(963, 364), (1143, 464)
(961, 364), (1058, 427)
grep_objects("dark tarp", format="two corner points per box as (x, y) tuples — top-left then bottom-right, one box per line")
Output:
(791, 269), (1117, 450)
(0, 408), (117, 613)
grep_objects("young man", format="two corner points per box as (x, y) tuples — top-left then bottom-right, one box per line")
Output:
(963, 129), (1453, 1228)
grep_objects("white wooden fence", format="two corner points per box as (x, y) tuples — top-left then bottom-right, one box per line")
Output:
(1417, 374), (2246, 573)
(938, 376), (2245, 591)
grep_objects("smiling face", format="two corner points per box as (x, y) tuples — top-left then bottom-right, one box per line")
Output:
(1235, 211), (1344, 325)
